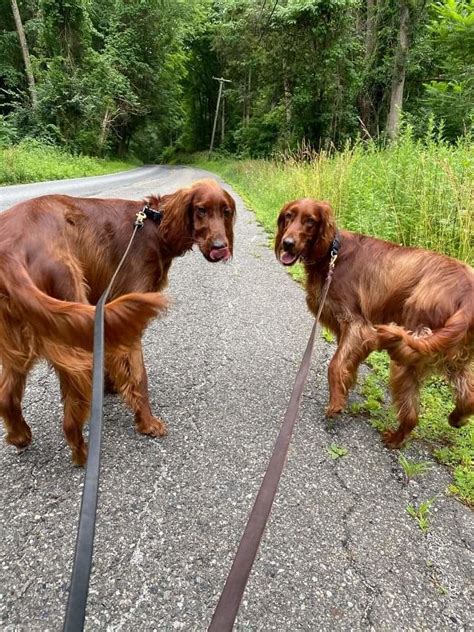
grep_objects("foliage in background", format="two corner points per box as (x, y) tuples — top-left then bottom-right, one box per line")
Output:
(1, 0), (473, 160)
(422, 0), (474, 139)
(0, 0), (208, 158)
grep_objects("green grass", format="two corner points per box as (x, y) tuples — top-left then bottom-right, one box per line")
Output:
(354, 352), (473, 505)
(193, 130), (473, 263)
(189, 130), (473, 504)
(0, 141), (138, 185)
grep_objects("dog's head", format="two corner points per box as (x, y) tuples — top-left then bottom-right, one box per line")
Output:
(275, 198), (336, 266)
(159, 179), (236, 262)
(189, 180), (236, 262)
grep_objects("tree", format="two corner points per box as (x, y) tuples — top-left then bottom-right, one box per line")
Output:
(9, 0), (37, 108)
(423, 0), (474, 137)
(386, 0), (411, 139)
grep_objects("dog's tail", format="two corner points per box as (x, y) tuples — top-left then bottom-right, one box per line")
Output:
(377, 308), (471, 364)
(0, 254), (167, 351)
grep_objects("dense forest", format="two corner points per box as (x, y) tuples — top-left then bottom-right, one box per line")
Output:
(1, 0), (472, 159)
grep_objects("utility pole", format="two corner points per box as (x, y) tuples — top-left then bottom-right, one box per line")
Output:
(209, 76), (231, 158)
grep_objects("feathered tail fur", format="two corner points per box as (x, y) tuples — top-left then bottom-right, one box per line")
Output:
(0, 253), (167, 351)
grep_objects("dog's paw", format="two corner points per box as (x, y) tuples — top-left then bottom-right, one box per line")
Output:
(136, 417), (168, 438)
(382, 430), (404, 449)
(6, 426), (32, 449)
(448, 412), (468, 428)
(72, 443), (88, 467)
(325, 404), (344, 418)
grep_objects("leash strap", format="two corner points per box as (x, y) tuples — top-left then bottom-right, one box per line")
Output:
(63, 207), (161, 632)
(208, 251), (338, 632)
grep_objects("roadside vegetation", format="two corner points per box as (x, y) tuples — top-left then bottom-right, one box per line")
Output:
(192, 129), (474, 505)
(194, 129), (473, 263)
(0, 140), (137, 185)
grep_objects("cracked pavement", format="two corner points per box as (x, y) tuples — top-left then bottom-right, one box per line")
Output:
(1, 166), (472, 631)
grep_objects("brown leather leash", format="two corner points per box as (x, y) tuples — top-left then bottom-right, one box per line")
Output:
(208, 242), (339, 632)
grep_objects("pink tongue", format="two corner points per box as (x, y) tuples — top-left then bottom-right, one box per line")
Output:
(281, 251), (297, 265)
(210, 247), (230, 261)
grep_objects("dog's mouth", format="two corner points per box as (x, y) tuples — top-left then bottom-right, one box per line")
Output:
(279, 250), (301, 266)
(200, 245), (231, 262)
(210, 246), (231, 262)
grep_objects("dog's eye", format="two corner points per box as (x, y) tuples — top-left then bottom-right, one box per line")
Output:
(306, 218), (316, 227)
(196, 207), (207, 217)
(224, 208), (232, 218)
(284, 213), (292, 221)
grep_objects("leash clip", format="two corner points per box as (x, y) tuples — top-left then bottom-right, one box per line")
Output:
(134, 210), (147, 228)
(329, 251), (338, 270)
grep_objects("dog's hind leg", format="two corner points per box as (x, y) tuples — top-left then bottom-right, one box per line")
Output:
(55, 366), (91, 466)
(106, 344), (167, 438)
(326, 324), (377, 416)
(448, 366), (474, 428)
(0, 364), (33, 448)
(383, 361), (424, 448)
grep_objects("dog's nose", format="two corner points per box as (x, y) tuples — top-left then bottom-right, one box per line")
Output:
(282, 238), (295, 252)
(212, 240), (227, 250)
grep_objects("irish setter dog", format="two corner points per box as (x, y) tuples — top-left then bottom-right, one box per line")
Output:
(0, 179), (235, 465)
(275, 198), (473, 447)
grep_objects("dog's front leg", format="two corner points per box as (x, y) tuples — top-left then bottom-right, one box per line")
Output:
(107, 343), (167, 438)
(326, 324), (376, 416)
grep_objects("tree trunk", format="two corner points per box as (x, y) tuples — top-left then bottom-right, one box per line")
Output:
(365, 0), (377, 61)
(245, 68), (251, 126)
(357, 0), (378, 137)
(282, 58), (291, 129)
(99, 108), (110, 155)
(386, 0), (410, 140)
(10, 0), (38, 109)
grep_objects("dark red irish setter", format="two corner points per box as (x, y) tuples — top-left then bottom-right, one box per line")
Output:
(275, 198), (473, 447)
(0, 179), (236, 465)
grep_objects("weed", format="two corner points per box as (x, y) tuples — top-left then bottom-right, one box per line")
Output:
(327, 443), (348, 460)
(322, 328), (335, 343)
(399, 454), (433, 484)
(407, 497), (436, 533)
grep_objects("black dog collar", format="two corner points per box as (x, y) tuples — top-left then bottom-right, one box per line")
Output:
(330, 230), (341, 257)
(142, 205), (163, 223)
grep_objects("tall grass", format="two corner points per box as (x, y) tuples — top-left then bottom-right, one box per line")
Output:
(196, 129), (473, 263)
(0, 141), (138, 185)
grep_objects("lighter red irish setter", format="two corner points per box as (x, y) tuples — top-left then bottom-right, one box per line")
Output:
(0, 179), (235, 465)
(275, 198), (473, 447)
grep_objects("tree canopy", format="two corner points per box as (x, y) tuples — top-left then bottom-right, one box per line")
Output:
(1, 0), (472, 158)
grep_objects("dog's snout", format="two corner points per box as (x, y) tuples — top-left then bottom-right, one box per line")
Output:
(212, 239), (227, 250)
(282, 238), (295, 252)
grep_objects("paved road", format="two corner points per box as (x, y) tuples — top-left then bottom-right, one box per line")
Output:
(0, 167), (472, 631)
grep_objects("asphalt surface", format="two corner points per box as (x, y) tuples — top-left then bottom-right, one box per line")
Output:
(0, 166), (472, 631)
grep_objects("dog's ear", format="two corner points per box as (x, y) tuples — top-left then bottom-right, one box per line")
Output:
(274, 202), (291, 258)
(310, 201), (336, 260)
(157, 186), (196, 254)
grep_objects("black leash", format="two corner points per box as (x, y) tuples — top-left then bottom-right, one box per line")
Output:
(63, 205), (162, 632)
(208, 238), (340, 631)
